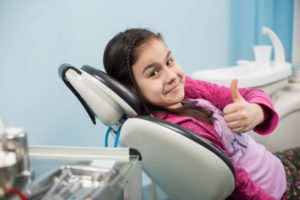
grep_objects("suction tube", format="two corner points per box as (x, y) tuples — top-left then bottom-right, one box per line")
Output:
(262, 27), (285, 63)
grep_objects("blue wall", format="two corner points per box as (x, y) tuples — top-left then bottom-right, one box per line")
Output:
(229, 0), (294, 64)
(0, 0), (293, 147)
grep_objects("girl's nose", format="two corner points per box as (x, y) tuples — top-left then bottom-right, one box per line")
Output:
(164, 67), (177, 83)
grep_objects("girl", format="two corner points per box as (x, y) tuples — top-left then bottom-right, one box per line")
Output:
(103, 28), (299, 199)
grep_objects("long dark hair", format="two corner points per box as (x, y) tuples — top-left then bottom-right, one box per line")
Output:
(103, 28), (213, 124)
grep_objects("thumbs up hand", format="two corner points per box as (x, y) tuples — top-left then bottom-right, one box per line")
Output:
(223, 79), (265, 133)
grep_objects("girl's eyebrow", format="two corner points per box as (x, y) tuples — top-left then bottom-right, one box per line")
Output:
(142, 51), (172, 74)
(165, 51), (172, 60)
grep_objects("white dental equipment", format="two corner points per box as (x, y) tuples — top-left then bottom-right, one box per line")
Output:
(191, 27), (293, 96)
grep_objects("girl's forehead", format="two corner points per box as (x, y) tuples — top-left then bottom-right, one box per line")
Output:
(136, 39), (168, 58)
(132, 39), (169, 73)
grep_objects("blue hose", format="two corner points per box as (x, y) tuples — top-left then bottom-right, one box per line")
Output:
(105, 127), (112, 147)
(114, 126), (122, 147)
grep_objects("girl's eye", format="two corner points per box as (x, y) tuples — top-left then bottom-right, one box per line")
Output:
(166, 58), (174, 66)
(149, 69), (159, 77)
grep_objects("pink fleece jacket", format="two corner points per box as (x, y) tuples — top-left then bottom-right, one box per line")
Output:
(155, 77), (284, 200)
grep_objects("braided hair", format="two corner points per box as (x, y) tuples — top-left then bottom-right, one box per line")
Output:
(103, 28), (161, 115)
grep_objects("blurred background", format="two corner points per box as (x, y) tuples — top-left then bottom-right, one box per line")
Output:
(0, 0), (294, 147)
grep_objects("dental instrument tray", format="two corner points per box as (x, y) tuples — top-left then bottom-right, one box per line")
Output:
(26, 163), (122, 200)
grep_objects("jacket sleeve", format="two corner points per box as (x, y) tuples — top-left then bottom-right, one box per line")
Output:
(178, 120), (276, 200)
(184, 76), (279, 135)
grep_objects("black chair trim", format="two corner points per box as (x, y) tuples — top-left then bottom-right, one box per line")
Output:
(81, 65), (143, 114)
(58, 63), (96, 124)
(129, 148), (142, 161)
(133, 115), (236, 179)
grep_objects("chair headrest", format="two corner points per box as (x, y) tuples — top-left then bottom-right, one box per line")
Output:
(59, 63), (143, 126)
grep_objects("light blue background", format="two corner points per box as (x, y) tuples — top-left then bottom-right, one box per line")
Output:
(0, 0), (294, 147)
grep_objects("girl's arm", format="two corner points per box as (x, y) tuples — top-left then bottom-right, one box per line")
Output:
(184, 76), (279, 135)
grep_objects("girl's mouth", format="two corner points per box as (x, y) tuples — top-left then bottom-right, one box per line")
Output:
(164, 83), (180, 95)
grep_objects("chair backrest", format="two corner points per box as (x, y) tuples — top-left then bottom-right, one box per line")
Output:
(59, 63), (142, 127)
(59, 64), (235, 200)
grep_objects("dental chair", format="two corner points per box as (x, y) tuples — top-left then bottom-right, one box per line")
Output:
(58, 64), (235, 200)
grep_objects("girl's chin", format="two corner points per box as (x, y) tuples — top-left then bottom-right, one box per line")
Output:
(166, 102), (183, 109)
(166, 96), (184, 108)
(167, 90), (184, 101)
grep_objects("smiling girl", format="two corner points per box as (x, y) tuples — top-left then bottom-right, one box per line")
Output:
(103, 28), (299, 199)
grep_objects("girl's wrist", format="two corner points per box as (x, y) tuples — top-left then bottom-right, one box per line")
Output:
(251, 103), (265, 125)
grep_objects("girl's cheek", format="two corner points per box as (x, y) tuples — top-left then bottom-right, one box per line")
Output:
(155, 82), (163, 93)
(149, 84), (161, 97)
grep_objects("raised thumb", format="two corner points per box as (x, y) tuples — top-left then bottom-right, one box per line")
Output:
(230, 79), (243, 102)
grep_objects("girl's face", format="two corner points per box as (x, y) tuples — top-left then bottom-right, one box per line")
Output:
(132, 38), (185, 109)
